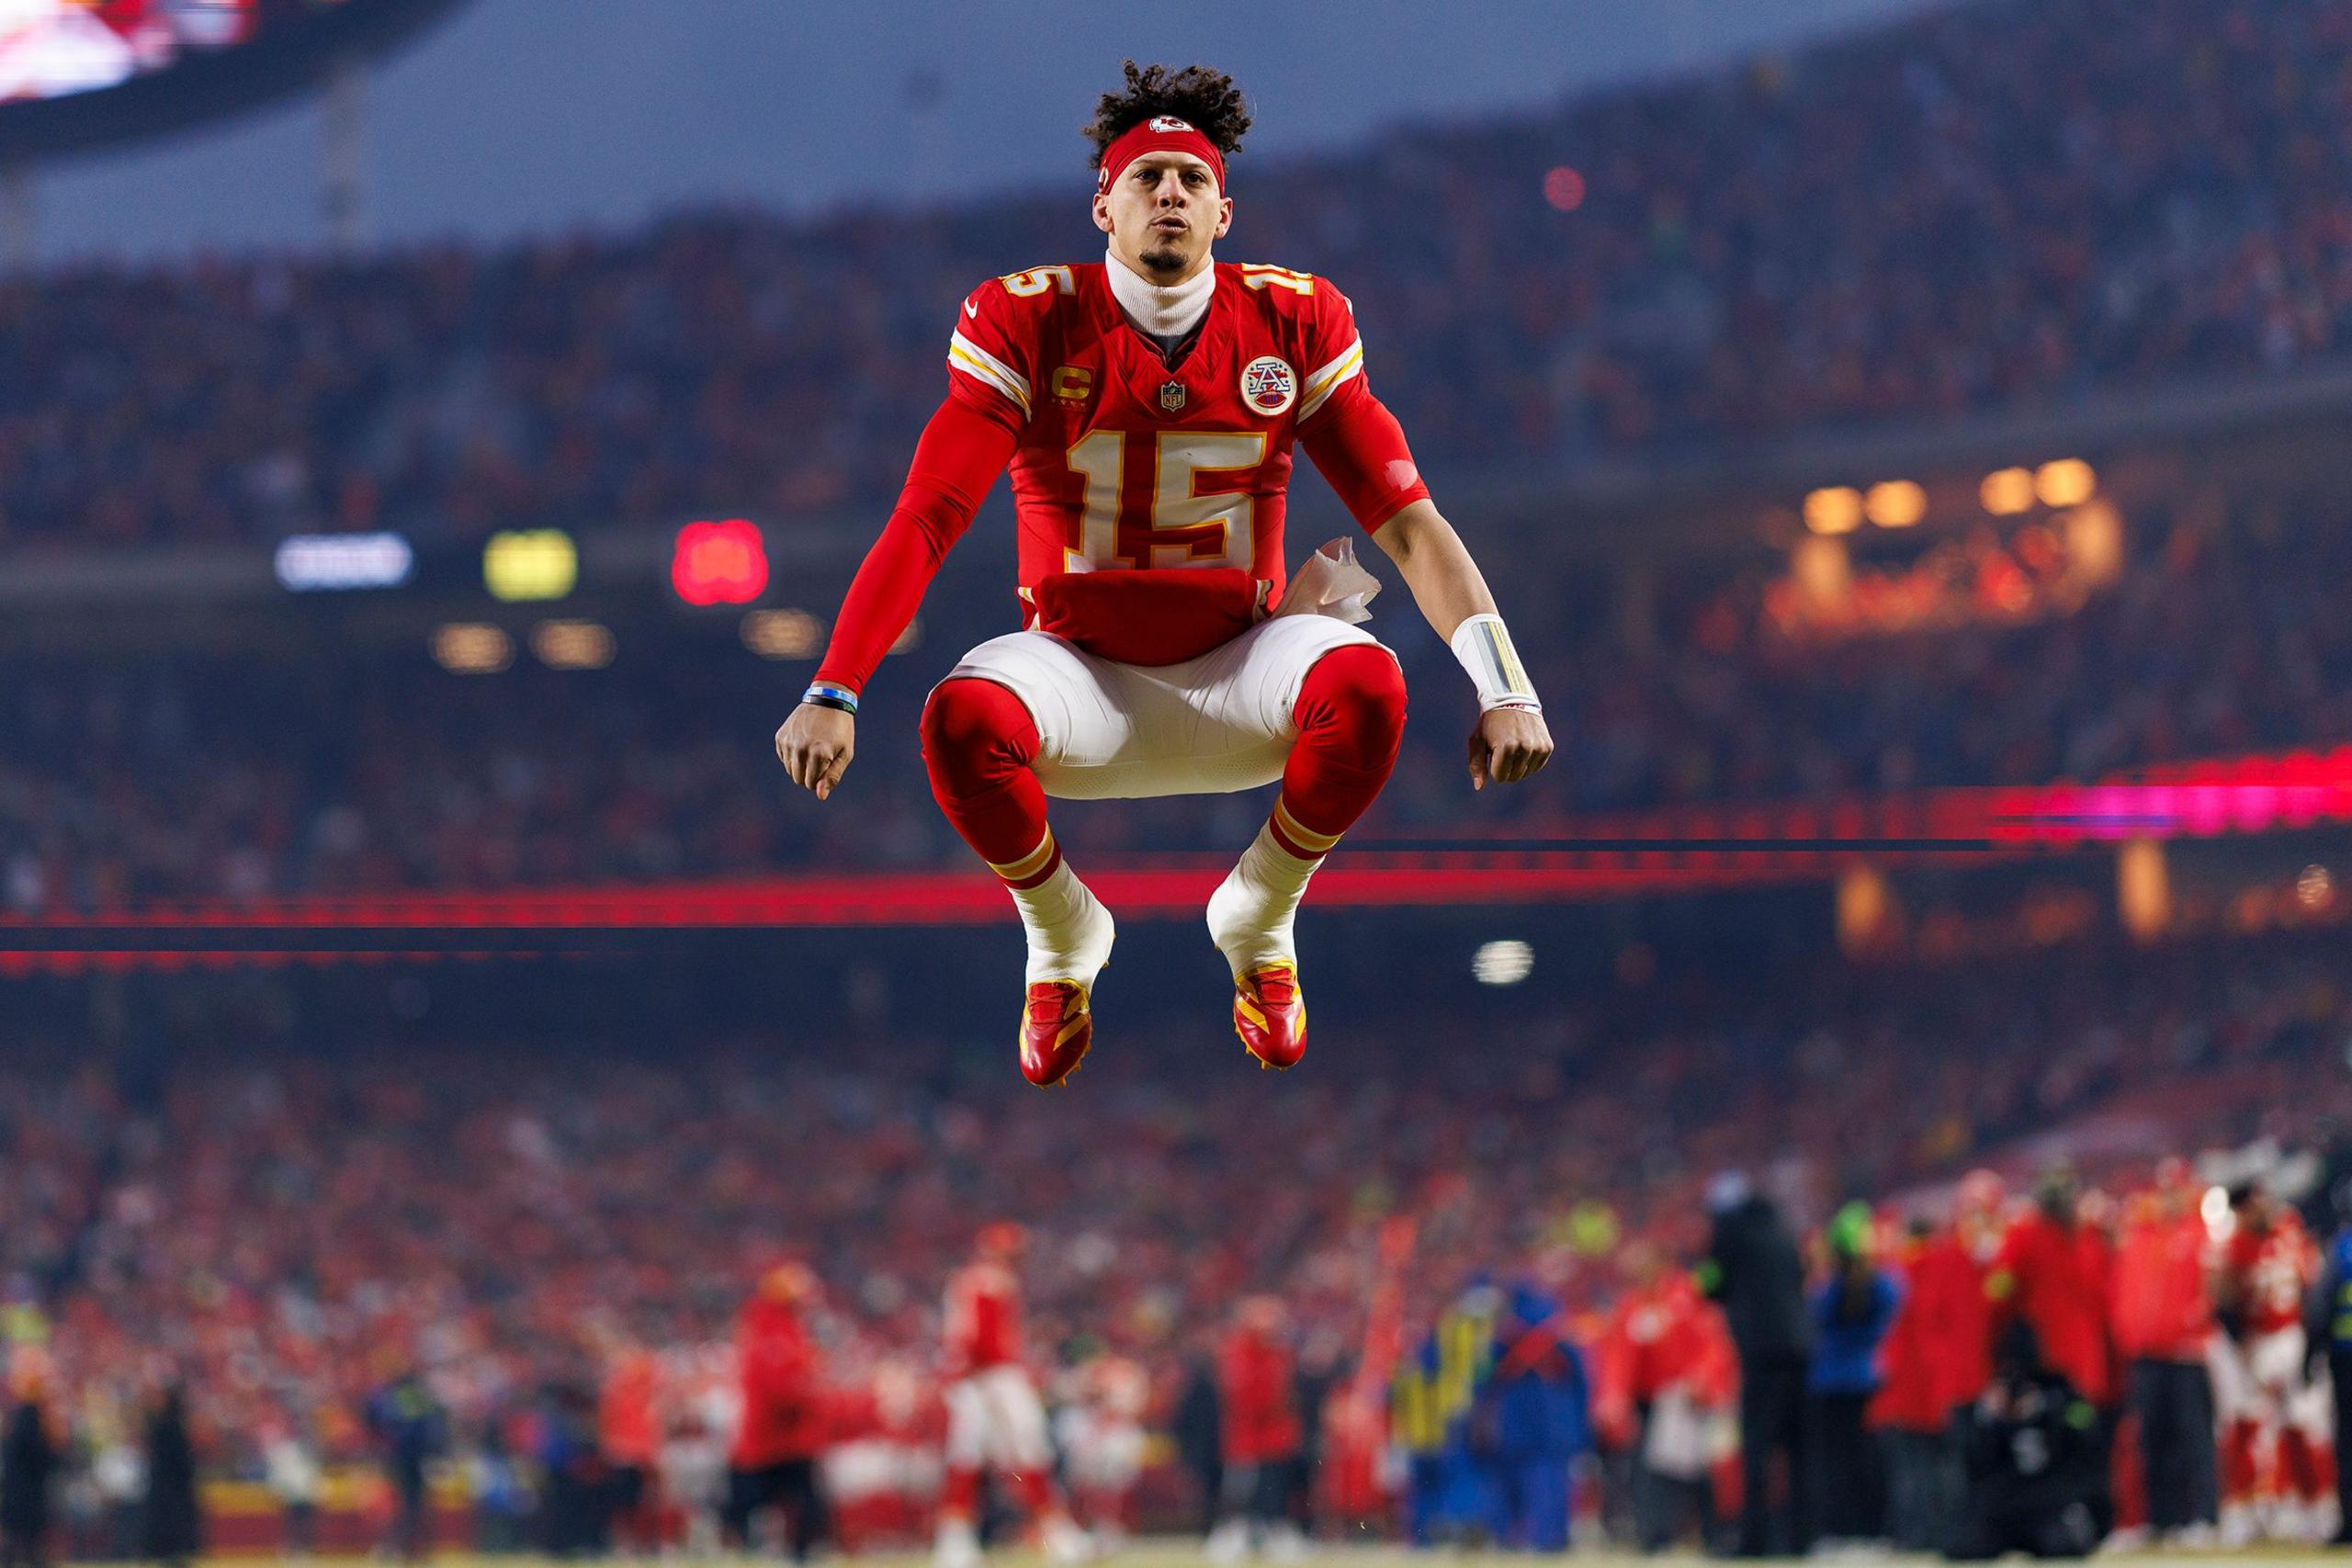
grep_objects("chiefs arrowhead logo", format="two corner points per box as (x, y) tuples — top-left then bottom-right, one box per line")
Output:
(1148, 116), (1195, 134)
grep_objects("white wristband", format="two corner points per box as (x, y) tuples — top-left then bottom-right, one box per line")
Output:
(1449, 613), (1542, 713)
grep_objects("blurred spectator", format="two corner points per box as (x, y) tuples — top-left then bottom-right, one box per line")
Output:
(2305, 1180), (2352, 1546)
(259, 1416), (322, 1559)
(366, 1368), (444, 1562)
(1984, 1167), (2118, 1535)
(1171, 1353), (1222, 1537)
(2111, 1157), (2218, 1545)
(724, 1264), (830, 1562)
(1595, 1241), (1720, 1551)
(1701, 1172), (1813, 1557)
(1206, 1296), (1303, 1562)
(139, 1385), (198, 1568)
(1805, 1201), (1898, 1546)
(1477, 1280), (1589, 1551)
(1869, 1219), (1955, 1552)
(1, 1358), (57, 1568)
(597, 1348), (661, 1555)
(1949, 1325), (2105, 1561)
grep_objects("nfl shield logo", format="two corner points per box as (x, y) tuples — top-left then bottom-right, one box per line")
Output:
(1159, 380), (1187, 413)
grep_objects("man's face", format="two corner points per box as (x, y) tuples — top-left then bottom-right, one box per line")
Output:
(1093, 151), (1230, 281)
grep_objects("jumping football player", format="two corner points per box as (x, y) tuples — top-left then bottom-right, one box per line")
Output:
(777, 62), (1552, 1085)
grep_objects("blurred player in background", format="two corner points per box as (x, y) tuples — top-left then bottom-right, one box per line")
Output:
(777, 61), (1553, 1087)
(935, 1224), (1088, 1568)
(1052, 1349), (1149, 1552)
(1206, 1295), (1304, 1562)
(727, 1263), (831, 1561)
(597, 1345), (662, 1555)
(2215, 1183), (2335, 1542)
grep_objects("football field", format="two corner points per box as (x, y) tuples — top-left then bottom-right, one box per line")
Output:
(251, 1547), (2342, 1568)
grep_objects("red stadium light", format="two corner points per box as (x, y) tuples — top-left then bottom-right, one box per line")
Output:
(1543, 166), (1587, 212)
(672, 519), (770, 606)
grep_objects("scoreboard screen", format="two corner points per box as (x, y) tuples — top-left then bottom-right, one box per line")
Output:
(0, 0), (461, 155)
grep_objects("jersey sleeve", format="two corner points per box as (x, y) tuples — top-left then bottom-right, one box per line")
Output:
(945, 276), (1046, 431)
(1295, 276), (1431, 531)
(1294, 279), (1370, 425)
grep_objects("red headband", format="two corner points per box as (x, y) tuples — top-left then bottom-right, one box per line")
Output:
(1096, 115), (1226, 196)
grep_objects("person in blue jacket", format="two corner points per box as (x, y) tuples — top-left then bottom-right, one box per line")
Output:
(1807, 1201), (1900, 1547)
(1475, 1281), (1591, 1551)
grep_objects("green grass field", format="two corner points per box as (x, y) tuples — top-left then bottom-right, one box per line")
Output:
(222, 1546), (2342, 1568)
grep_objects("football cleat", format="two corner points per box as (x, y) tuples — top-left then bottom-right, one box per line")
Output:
(1019, 979), (1095, 1088)
(1231, 961), (1306, 1070)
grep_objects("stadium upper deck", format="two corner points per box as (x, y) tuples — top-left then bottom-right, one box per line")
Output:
(5, 0), (2350, 550)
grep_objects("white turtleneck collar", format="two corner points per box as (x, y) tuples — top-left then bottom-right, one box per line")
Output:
(1105, 246), (1215, 342)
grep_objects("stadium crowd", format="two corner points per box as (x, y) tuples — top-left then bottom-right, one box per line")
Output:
(0, 928), (2347, 1557)
(6, 0), (2352, 547)
(6, 492), (2348, 909)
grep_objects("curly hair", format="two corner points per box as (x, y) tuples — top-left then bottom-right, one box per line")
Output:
(1083, 61), (1251, 171)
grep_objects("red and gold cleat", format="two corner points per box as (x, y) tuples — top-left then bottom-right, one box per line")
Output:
(1019, 979), (1095, 1088)
(1232, 961), (1306, 1070)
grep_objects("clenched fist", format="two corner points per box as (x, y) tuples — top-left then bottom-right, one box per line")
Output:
(775, 703), (856, 801)
(1467, 705), (1553, 790)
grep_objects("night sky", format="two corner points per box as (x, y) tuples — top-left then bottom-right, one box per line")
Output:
(27, 0), (1949, 264)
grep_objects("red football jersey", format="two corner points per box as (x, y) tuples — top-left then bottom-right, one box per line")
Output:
(946, 259), (1390, 613)
(2225, 1218), (2315, 1337)
(942, 1259), (1023, 1378)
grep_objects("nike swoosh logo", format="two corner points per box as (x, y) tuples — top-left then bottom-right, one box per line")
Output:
(965, 299), (979, 319)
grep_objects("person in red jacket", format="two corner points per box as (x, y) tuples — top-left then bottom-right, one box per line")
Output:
(726, 1262), (831, 1561)
(1987, 1167), (2119, 1409)
(2111, 1159), (2219, 1545)
(1594, 1242), (1723, 1551)
(1984, 1165), (2120, 1537)
(1207, 1295), (1306, 1562)
(598, 1346), (662, 1554)
(1861, 1172), (2003, 1553)
(1871, 1219), (1954, 1551)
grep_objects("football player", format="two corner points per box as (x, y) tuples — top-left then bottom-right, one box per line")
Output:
(778, 62), (1552, 1085)
(935, 1223), (1087, 1567)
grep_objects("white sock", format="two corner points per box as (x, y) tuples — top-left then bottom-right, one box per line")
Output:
(1008, 852), (1115, 987)
(1205, 818), (1328, 978)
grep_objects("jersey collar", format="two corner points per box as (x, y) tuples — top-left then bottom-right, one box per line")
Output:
(1104, 245), (1216, 341)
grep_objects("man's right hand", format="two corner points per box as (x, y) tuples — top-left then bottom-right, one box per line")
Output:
(775, 703), (856, 800)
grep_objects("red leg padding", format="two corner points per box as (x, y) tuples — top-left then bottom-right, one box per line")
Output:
(1280, 644), (1408, 841)
(922, 678), (1054, 877)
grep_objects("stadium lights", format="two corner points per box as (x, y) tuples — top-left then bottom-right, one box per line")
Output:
(1802, 487), (1862, 536)
(1472, 939), (1534, 986)
(1980, 467), (2037, 515)
(531, 619), (616, 671)
(2299, 863), (2334, 909)
(2034, 458), (2097, 508)
(274, 531), (413, 592)
(483, 529), (579, 602)
(431, 623), (513, 674)
(673, 519), (770, 606)
(742, 609), (822, 660)
(1542, 166), (1587, 212)
(1863, 480), (1926, 528)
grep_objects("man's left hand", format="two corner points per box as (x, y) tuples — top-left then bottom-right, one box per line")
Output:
(1467, 706), (1553, 791)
